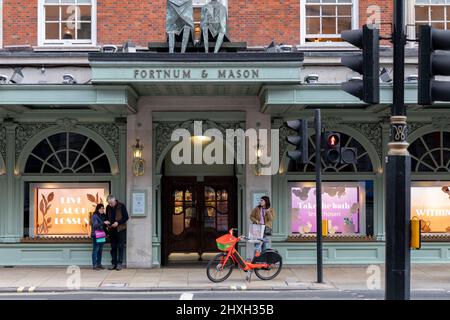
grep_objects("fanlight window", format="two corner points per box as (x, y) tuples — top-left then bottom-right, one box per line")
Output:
(25, 132), (111, 174)
(409, 131), (450, 173)
(288, 132), (374, 173)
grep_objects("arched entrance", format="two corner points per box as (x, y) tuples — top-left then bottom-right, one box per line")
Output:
(161, 147), (238, 265)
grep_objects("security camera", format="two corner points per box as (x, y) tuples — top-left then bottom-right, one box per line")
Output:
(63, 74), (77, 84)
(102, 45), (118, 53)
(0, 75), (8, 84)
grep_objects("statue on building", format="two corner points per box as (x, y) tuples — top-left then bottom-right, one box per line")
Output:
(201, 0), (228, 53)
(166, 0), (194, 53)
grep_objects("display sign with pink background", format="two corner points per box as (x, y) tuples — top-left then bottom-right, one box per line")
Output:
(291, 183), (362, 234)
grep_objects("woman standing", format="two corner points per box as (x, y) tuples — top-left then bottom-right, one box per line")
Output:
(250, 196), (275, 252)
(91, 204), (108, 270)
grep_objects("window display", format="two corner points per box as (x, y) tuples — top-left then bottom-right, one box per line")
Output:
(30, 182), (109, 238)
(290, 182), (365, 235)
(411, 182), (450, 233)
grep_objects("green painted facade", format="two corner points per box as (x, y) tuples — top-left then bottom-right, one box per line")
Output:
(1, 55), (450, 266)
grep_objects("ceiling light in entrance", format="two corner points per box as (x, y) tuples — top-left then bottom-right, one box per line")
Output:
(192, 136), (212, 144)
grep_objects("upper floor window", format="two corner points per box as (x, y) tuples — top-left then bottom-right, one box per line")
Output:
(415, 0), (450, 32)
(39, 0), (96, 46)
(193, 0), (228, 41)
(301, 0), (357, 45)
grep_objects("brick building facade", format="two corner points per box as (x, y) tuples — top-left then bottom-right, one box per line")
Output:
(0, 0), (398, 48)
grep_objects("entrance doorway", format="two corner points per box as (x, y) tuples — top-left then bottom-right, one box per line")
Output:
(162, 176), (237, 265)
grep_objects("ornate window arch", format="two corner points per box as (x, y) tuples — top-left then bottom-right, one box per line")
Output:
(24, 132), (111, 174)
(288, 131), (374, 173)
(409, 130), (450, 173)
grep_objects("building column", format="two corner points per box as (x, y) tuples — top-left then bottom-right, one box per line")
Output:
(244, 109), (272, 233)
(0, 121), (21, 243)
(126, 104), (153, 268)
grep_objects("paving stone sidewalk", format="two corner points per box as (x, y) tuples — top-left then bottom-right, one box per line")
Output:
(0, 264), (449, 293)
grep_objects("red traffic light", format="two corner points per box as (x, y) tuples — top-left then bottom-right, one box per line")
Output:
(327, 134), (340, 147)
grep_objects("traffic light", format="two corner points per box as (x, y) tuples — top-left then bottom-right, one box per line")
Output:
(324, 132), (341, 165)
(341, 24), (380, 105)
(285, 119), (309, 164)
(418, 25), (450, 105)
(323, 132), (358, 165)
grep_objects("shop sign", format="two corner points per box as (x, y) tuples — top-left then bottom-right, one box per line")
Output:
(33, 185), (108, 237)
(133, 68), (261, 80)
(290, 182), (364, 235)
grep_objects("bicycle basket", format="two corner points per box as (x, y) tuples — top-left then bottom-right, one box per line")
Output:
(216, 234), (236, 251)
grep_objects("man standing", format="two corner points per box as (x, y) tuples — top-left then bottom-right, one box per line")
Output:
(106, 195), (129, 271)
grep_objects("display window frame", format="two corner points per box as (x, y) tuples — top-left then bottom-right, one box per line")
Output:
(411, 180), (450, 235)
(288, 180), (367, 237)
(27, 181), (110, 239)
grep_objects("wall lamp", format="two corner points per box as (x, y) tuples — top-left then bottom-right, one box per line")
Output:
(132, 138), (145, 177)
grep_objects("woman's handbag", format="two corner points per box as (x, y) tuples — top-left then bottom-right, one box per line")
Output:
(95, 230), (106, 243)
(264, 226), (272, 236)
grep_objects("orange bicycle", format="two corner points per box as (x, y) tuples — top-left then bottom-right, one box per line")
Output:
(206, 228), (283, 283)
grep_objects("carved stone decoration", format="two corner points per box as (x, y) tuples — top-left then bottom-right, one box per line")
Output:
(84, 123), (121, 159)
(349, 122), (383, 158)
(166, 0), (194, 53)
(15, 123), (121, 162)
(56, 118), (78, 131)
(15, 123), (53, 161)
(431, 117), (450, 130)
(0, 126), (6, 160)
(201, 0), (228, 53)
(322, 117), (343, 130)
(154, 119), (245, 165)
(408, 121), (427, 137)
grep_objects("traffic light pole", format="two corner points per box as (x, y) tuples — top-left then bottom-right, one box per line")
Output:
(385, 0), (411, 300)
(315, 109), (323, 284)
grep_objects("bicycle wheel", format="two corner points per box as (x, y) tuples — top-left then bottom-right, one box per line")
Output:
(254, 252), (283, 281)
(206, 253), (234, 283)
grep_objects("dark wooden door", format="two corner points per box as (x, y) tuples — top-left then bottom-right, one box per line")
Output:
(162, 176), (236, 264)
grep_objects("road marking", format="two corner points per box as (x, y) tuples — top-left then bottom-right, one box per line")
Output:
(28, 287), (36, 293)
(179, 293), (194, 300)
(17, 287), (25, 293)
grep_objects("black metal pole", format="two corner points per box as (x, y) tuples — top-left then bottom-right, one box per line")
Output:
(315, 109), (323, 284)
(385, 0), (411, 300)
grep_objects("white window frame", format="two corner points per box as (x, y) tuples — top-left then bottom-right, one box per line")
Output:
(300, 0), (359, 47)
(38, 0), (97, 47)
(408, 0), (450, 42)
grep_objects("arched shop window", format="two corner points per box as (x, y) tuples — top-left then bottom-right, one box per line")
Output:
(22, 132), (112, 240)
(288, 131), (375, 238)
(25, 132), (111, 174)
(409, 131), (450, 173)
(409, 131), (450, 235)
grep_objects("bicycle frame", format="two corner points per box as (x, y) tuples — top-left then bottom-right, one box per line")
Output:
(219, 235), (269, 272)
